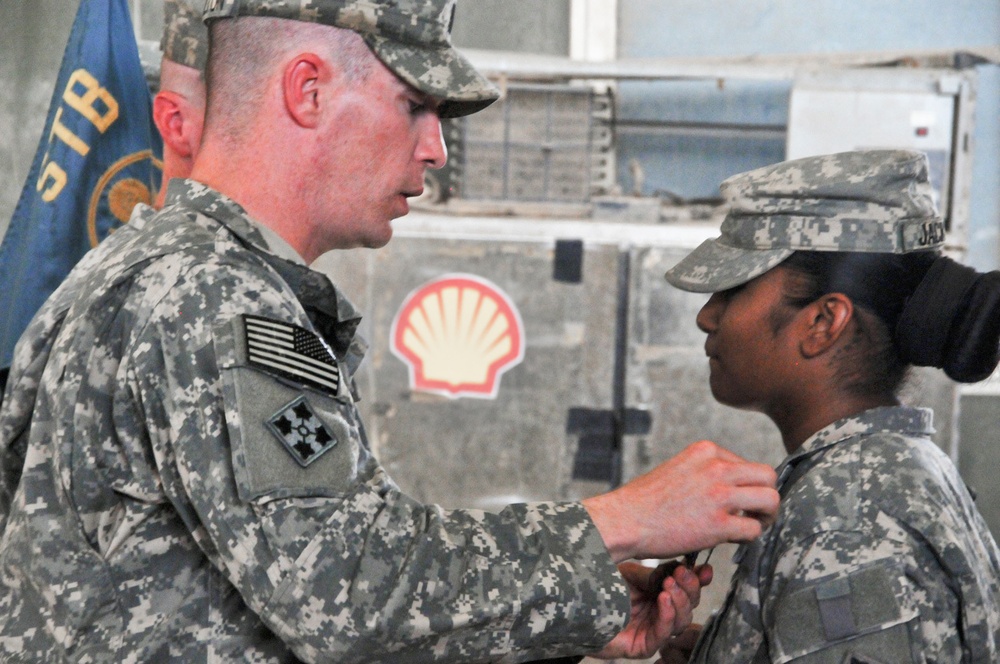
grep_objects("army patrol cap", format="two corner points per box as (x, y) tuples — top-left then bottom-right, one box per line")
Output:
(162, 0), (209, 71)
(202, 0), (500, 118)
(664, 149), (946, 293)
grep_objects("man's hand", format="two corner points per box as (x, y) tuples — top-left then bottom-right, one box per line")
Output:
(591, 561), (711, 660)
(582, 440), (778, 562)
(655, 625), (702, 664)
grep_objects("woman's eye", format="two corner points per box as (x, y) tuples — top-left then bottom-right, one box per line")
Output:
(720, 284), (746, 300)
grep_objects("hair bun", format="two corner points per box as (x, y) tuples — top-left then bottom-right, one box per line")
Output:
(942, 270), (1000, 382)
(896, 257), (977, 369)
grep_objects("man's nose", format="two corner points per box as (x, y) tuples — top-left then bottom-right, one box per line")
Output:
(417, 115), (447, 169)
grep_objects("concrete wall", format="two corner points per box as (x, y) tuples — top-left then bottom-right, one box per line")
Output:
(452, 0), (570, 56)
(967, 64), (1000, 272)
(617, 0), (1000, 58)
(0, 0), (79, 241)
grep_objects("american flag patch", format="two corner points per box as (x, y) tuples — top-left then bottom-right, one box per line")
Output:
(244, 315), (340, 394)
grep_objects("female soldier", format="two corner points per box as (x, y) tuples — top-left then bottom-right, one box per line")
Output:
(660, 149), (1000, 663)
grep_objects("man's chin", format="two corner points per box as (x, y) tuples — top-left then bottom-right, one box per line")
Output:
(363, 225), (394, 250)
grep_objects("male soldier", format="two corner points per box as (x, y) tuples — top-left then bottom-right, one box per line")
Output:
(153, 0), (208, 209)
(0, 1), (779, 661)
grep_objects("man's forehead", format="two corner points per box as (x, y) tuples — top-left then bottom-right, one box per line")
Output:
(370, 54), (444, 110)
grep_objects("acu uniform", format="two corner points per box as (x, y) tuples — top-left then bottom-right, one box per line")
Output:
(664, 150), (1000, 663)
(0, 180), (629, 662)
(690, 406), (1000, 663)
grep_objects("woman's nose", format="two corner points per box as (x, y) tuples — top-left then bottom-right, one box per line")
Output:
(696, 293), (724, 334)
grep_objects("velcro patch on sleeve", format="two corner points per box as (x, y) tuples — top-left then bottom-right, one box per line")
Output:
(771, 560), (918, 663)
(244, 315), (340, 395)
(215, 315), (362, 502)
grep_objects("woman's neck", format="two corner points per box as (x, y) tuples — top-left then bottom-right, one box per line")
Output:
(771, 393), (900, 454)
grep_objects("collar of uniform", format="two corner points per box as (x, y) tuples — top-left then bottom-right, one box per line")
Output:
(163, 179), (364, 343)
(128, 202), (156, 232)
(164, 179), (273, 253)
(775, 405), (935, 492)
(251, 220), (307, 266)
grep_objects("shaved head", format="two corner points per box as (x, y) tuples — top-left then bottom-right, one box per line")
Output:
(204, 17), (374, 144)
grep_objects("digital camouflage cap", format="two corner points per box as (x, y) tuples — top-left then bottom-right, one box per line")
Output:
(201, 0), (500, 118)
(162, 0), (209, 72)
(664, 149), (947, 293)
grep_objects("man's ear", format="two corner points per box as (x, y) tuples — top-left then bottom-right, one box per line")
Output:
(284, 54), (324, 128)
(153, 91), (197, 158)
(800, 293), (854, 358)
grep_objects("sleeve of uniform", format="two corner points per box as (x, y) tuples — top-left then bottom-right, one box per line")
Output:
(129, 255), (629, 663)
(761, 526), (962, 664)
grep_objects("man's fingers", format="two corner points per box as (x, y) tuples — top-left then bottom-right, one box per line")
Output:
(729, 485), (781, 517)
(722, 510), (779, 543)
(645, 560), (682, 596)
(697, 440), (762, 467)
(666, 625), (701, 652)
(658, 577), (694, 639)
(656, 625), (702, 664)
(671, 565), (701, 610)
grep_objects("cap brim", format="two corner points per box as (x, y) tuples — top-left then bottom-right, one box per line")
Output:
(365, 35), (500, 118)
(664, 238), (792, 293)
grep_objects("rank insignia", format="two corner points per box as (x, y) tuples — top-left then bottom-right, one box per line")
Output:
(266, 396), (338, 467)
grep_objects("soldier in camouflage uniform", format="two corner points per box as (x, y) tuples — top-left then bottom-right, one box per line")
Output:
(660, 149), (1000, 663)
(0, 1), (782, 661)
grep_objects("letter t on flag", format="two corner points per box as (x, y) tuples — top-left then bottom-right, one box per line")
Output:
(0, 0), (162, 368)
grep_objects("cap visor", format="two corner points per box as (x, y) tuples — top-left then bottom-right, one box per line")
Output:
(664, 238), (792, 293)
(367, 36), (500, 118)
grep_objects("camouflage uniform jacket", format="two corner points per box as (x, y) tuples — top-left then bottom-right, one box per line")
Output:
(0, 179), (629, 663)
(691, 406), (1000, 663)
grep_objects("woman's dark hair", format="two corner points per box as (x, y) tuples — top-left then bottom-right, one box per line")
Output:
(779, 250), (1000, 396)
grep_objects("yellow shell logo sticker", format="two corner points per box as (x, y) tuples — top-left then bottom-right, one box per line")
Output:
(391, 274), (525, 399)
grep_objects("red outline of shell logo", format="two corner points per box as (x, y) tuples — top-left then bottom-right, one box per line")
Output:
(391, 274), (525, 399)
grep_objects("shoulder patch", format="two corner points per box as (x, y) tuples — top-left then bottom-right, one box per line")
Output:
(244, 315), (340, 394)
(266, 396), (338, 467)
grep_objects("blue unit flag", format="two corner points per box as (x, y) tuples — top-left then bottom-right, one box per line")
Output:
(0, 0), (162, 367)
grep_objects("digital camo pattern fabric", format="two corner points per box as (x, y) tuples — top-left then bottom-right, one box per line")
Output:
(161, 0), (208, 71)
(0, 179), (628, 662)
(690, 406), (1000, 663)
(202, 0), (499, 118)
(665, 150), (946, 293)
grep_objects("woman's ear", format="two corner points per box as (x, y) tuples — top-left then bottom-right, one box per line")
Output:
(283, 53), (324, 128)
(800, 293), (854, 358)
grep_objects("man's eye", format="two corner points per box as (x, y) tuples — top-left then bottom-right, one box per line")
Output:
(408, 99), (426, 114)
